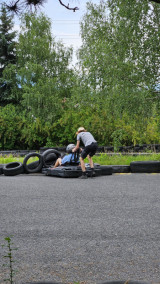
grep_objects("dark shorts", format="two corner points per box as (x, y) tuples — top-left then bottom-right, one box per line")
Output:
(81, 142), (98, 159)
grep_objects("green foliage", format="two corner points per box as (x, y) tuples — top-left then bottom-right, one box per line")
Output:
(0, 4), (17, 106)
(0, 5), (16, 69)
(44, 137), (56, 148)
(20, 115), (48, 149)
(16, 13), (74, 123)
(0, 105), (22, 150)
(0, 104), (48, 150)
(79, 2), (160, 111)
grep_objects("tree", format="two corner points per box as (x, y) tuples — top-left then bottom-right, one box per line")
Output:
(79, 1), (160, 103)
(0, 104), (22, 150)
(0, 4), (17, 105)
(15, 13), (74, 123)
(78, 0), (160, 146)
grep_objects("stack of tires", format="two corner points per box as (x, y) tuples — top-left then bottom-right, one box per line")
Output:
(0, 149), (61, 177)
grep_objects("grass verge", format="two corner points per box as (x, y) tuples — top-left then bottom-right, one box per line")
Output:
(92, 153), (160, 165)
(1, 153), (160, 165)
(0, 155), (39, 165)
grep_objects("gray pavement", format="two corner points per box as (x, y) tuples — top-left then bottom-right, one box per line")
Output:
(0, 173), (160, 284)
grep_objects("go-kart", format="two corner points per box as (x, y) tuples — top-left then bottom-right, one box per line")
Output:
(45, 163), (112, 178)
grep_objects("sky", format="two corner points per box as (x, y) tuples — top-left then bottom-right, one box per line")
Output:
(7, 0), (101, 65)
(40, 0), (100, 57)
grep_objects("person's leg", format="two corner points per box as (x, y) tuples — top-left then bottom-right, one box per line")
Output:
(87, 155), (94, 168)
(80, 156), (86, 171)
(88, 143), (98, 177)
(78, 149), (88, 179)
(53, 158), (62, 168)
(88, 155), (96, 177)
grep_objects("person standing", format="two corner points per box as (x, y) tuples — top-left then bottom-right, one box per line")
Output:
(72, 127), (98, 179)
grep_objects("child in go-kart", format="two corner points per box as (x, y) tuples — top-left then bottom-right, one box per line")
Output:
(53, 144), (80, 168)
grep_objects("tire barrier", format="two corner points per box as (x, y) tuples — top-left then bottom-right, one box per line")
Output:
(0, 150), (37, 156)
(42, 149), (61, 168)
(104, 144), (160, 153)
(97, 165), (112, 175)
(130, 161), (160, 173)
(23, 153), (43, 174)
(111, 165), (130, 173)
(1, 143), (160, 156)
(0, 164), (4, 175)
(3, 162), (24, 176)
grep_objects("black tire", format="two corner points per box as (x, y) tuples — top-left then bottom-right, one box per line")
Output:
(23, 153), (43, 173)
(44, 153), (57, 162)
(42, 149), (61, 168)
(27, 161), (40, 170)
(100, 165), (112, 175)
(130, 161), (160, 173)
(0, 164), (4, 175)
(3, 162), (24, 176)
(111, 165), (130, 173)
(42, 153), (57, 167)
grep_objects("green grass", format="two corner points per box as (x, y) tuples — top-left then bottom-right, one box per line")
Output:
(0, 154), (39, 164)
(92, 153), (160, 165)
(1, 153), (160, 165)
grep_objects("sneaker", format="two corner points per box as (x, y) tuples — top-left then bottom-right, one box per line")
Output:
(79, 174), (88, 179)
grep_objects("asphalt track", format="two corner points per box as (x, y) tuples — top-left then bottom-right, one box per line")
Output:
(0, 173), (160, 284)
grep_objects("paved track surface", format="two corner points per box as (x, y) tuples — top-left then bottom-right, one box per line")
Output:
(0, 173), (160, 284)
